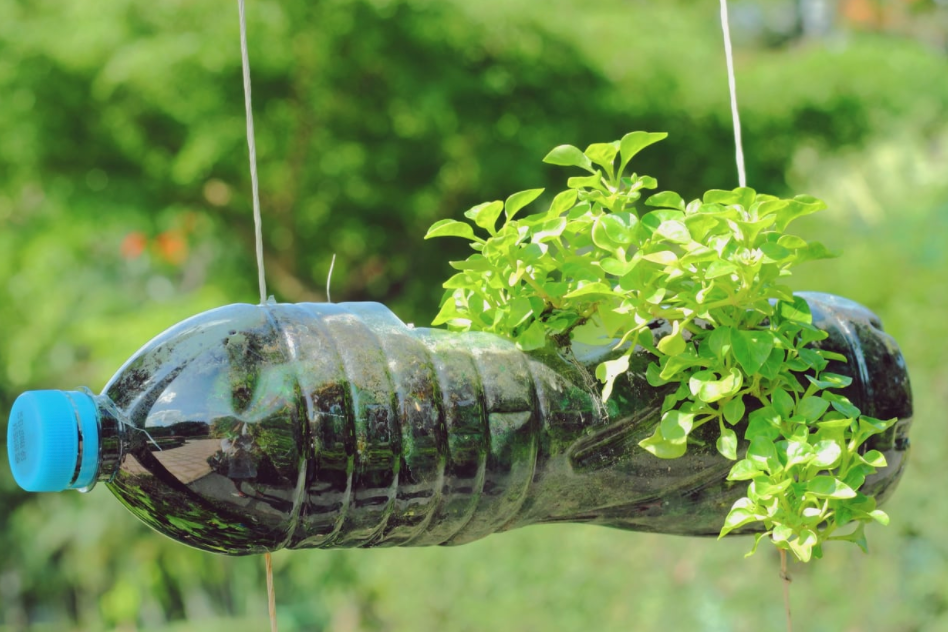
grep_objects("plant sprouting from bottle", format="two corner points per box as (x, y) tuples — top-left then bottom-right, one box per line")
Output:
(424, 132), (896, 562)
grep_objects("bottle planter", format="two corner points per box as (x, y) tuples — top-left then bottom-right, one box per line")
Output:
(7, 291), (910, 554)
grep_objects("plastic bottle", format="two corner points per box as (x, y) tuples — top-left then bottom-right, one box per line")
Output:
(6, 293), (912, 555)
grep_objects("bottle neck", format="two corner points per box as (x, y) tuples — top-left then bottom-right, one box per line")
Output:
(86, 394), (126, 491)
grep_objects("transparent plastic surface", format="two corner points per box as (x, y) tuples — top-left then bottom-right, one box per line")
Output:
(95, 295), (911, 555)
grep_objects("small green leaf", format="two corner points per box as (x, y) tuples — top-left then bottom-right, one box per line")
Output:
(572, 318), (610, 346)
(600, 256), (638, 277)
(756, 198), (789, 217)
(817, 418), (853, 430)
(806, 372), (853, 390)
(431, 294), (469, 327)
(601, 213), (638, 244)
(657, 333), (687, 356)
(783, 440), (814, 468)
(507, 297), (536, 329)
(425, 219), (479, 241)
(727, 459), (759, 481)
(774, 196), (827, 232)
(639, 429), (688, 459)
(463, 200), (504, 234)
(531, 216), (568, 243)
(641, 209), (683, 233)
(778, 234), (808, 249)
(643, 251), (678, 265)
(595, 353), (631, 401)
(846, 523), (870, 554)
(646, 191), (685, 210)
(548, 189), (579, 216)
(795, 241), (839, 263)
(703, 189), (744, 205)
(568, 174), (604, 190)
(659, 354), (703, 381)
(689, 369), (742, 403)
(643, 285), (666, 305)
(749, 477), (791, 500)
(543, 145), (594, 172)
(515, 320), (547, 351)
(684, 214), (721, 242)
(598, 305), (629, 337)
(656, 220), (691, 244)
(772, 388), (794, 418)
(680, 245), (718, 265)
(517, 242), (548, 264)
(746, 406), (781, 442)
(618, 131), (667, 174)
(449, 255), (493, 271)
(719, 498), (761, 537)
(707, 326), (732, 358)
(584, 142), (619, 174)
(591, 217), (618, 251)
(735, 217), (776, 245)
(806, 476), (856, 499)
(796, 351), (826, 372)
(868, 509), (890, 526)
(661, 409), (695, 442)
(859, 416), (896, 434)
(646, 362), (670, 387)
(731, 330), (775, 375)
(442, 272), (472, 289)
(788, 529), (818, 563)
(563, 282), (614, 298)
(825, 393), (861, 418)
(745, 532), (768, 558)
(811, 440), (842, 468)
(637, 175), (658, 189)
(747, 436), (781, 473)
(796, 396), (830, 422)
(505, 188), (545, 221)
(777, 296), (812, 324)
(723, 397), (745, 425)
(772, 525), (793, 543)
(717, 427), (738, 460)
(862, 450), (887, 468)
(758, 347), (785, 380)
(705, 260), (737, 279)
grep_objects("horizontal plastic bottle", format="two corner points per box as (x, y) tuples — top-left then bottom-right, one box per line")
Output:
(6, 293), (912, 555)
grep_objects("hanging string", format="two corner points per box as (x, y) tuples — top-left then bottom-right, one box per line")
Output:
(238, 0), (268, 305)
(719, 0), (747, 188)
(265, 551), (278, 632)
(237, 4), (277, 629)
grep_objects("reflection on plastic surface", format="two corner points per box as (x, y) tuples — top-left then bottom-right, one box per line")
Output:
(96, 296), (911, 555)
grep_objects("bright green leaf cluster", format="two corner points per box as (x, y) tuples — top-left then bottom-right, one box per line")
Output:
(425, 132), (896, 562)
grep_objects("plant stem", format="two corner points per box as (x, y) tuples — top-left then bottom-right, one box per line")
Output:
(517, 264), (560, 309)
(780, 548), (792, 632)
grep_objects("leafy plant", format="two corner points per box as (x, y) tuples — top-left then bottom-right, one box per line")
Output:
(425, 131), (896, 562)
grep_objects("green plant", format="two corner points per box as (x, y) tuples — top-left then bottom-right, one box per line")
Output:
(425, 131), (896, 562)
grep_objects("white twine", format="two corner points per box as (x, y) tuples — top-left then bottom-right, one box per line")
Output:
(238, 0), (268, 304)
(326, 254), (336, 303)
(719, 0), (747, 188)
(237, 2), (278, 627)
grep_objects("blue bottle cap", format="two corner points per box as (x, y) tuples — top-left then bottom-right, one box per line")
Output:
(7, 390), (99, 492)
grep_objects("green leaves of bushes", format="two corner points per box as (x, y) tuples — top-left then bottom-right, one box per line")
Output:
(426, 131), (896, 562)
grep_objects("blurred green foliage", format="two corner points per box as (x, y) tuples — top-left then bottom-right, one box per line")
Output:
(1, 0), (947, 630)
